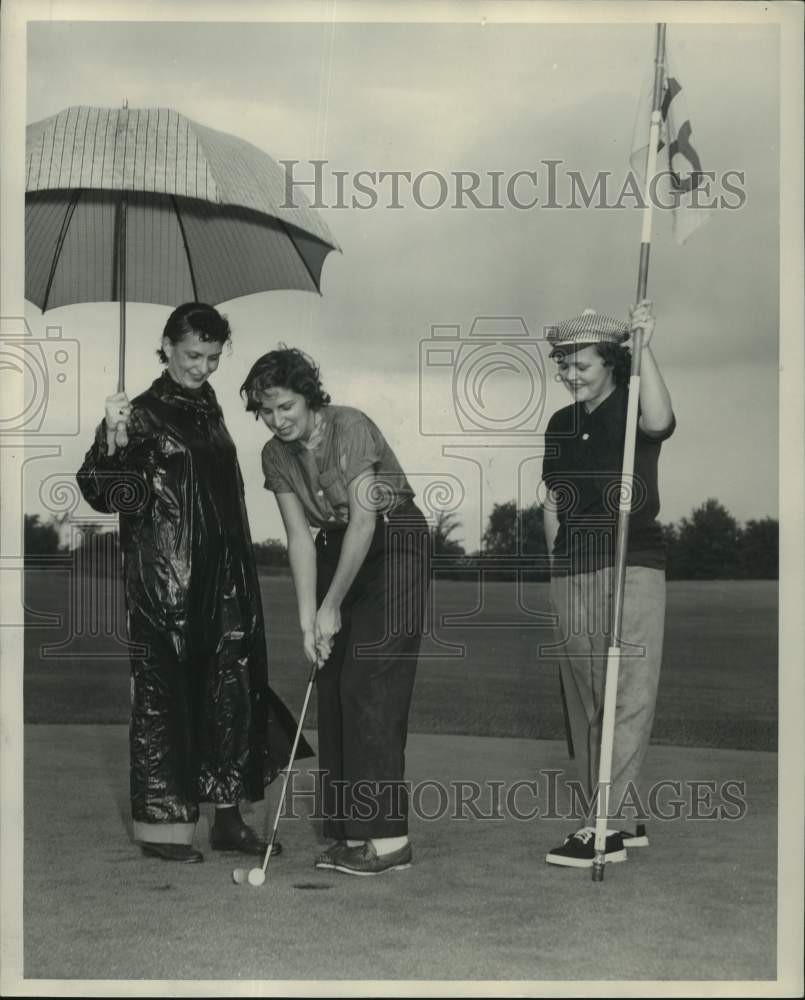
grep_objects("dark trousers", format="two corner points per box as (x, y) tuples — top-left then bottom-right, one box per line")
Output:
(315, 504), (429, 840)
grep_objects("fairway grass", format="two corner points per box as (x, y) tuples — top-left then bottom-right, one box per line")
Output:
(22, 572), (777, 750)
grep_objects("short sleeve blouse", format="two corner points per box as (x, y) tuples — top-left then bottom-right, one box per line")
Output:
(262, 405), (414, 529)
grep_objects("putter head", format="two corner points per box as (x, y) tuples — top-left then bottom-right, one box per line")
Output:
(232, 868), (247, 885)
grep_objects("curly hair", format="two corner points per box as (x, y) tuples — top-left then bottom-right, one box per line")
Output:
(550, 341), (632, 388)
(157, 303), (232, 363)
(240, 346), (331, 415)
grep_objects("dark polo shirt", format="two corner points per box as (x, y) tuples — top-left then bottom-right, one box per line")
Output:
(542, 384), (675, 575)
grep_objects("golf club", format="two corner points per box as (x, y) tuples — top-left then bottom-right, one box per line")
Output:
(232, 657), (319, 887)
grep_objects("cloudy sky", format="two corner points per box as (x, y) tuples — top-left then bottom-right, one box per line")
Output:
(16, 11), (782, 548)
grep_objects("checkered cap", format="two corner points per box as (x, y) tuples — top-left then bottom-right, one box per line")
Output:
(547, 308), (629, 347)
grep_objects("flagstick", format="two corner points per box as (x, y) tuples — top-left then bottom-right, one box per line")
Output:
(592, 22), (667, 883)
(636, 23), (667, 301)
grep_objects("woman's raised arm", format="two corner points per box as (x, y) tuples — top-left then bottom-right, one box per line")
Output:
(76, 396), (149, 515)
(626, 299), (675, 436)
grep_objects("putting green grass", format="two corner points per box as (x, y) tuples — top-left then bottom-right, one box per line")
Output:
(22, 725), (777, 982)
(22, 572), (777, 750)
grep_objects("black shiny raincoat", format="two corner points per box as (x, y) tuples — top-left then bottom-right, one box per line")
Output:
(77, 370), (312, 825)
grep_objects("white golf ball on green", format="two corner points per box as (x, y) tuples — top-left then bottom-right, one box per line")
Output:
(248, 868), (266, 887)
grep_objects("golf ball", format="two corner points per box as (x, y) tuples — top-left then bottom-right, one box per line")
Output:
(232, 869), (246, 885)
(248, 868), (266, 887)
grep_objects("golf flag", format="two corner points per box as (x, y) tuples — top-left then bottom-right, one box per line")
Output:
(630, 48), (711, 245)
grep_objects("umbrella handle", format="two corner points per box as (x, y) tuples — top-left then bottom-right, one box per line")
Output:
(114, 421), (129, 448)
(117, 191), (128, 399)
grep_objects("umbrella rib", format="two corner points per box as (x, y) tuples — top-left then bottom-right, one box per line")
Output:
(275, 217), (322, 295)
(171, 196), (199, 301)
(41, 189), (83, 313)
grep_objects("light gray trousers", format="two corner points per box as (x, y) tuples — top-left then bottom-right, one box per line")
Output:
(548, 566), (666, 821)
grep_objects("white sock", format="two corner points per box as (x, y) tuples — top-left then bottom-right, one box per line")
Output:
(346, 839), (364, 848)
(370, 836), (408, 856)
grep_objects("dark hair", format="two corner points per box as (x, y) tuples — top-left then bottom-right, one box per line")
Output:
(157, 303), (232, 364)
(240, 345), (331, 415)
(550, 341), (632, 388)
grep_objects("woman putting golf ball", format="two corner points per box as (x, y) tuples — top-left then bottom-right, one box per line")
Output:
(240, 347), (430, 876)
(541, 300), (675, 869)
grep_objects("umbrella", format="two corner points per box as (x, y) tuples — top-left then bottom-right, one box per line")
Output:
(25, 105), (340, 393)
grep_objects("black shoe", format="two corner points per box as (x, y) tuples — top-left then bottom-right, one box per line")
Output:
(210, 816), (282, 857)
(138, 841), (204, 863)
(545, 827), (627, 868)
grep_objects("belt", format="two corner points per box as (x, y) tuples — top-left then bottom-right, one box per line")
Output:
(318, 498), (421, 546)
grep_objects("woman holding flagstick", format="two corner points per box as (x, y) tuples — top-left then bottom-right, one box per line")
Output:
(541, 299), (675, 868)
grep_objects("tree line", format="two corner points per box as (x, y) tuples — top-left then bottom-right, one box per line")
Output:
(23, 516), (295, 571)
(24, 497), (778, 580)
(432, 498), (778, 580)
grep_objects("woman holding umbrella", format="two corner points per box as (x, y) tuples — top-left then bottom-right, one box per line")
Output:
(77, 303), (311, 863)
(240, 347), (430, 876)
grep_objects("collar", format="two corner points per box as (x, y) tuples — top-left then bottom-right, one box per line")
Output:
(578, 382), (625, 423)
(303, 410), (327, 451)
(283, 408), (329, 455)
(152, 370), (220, 415)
